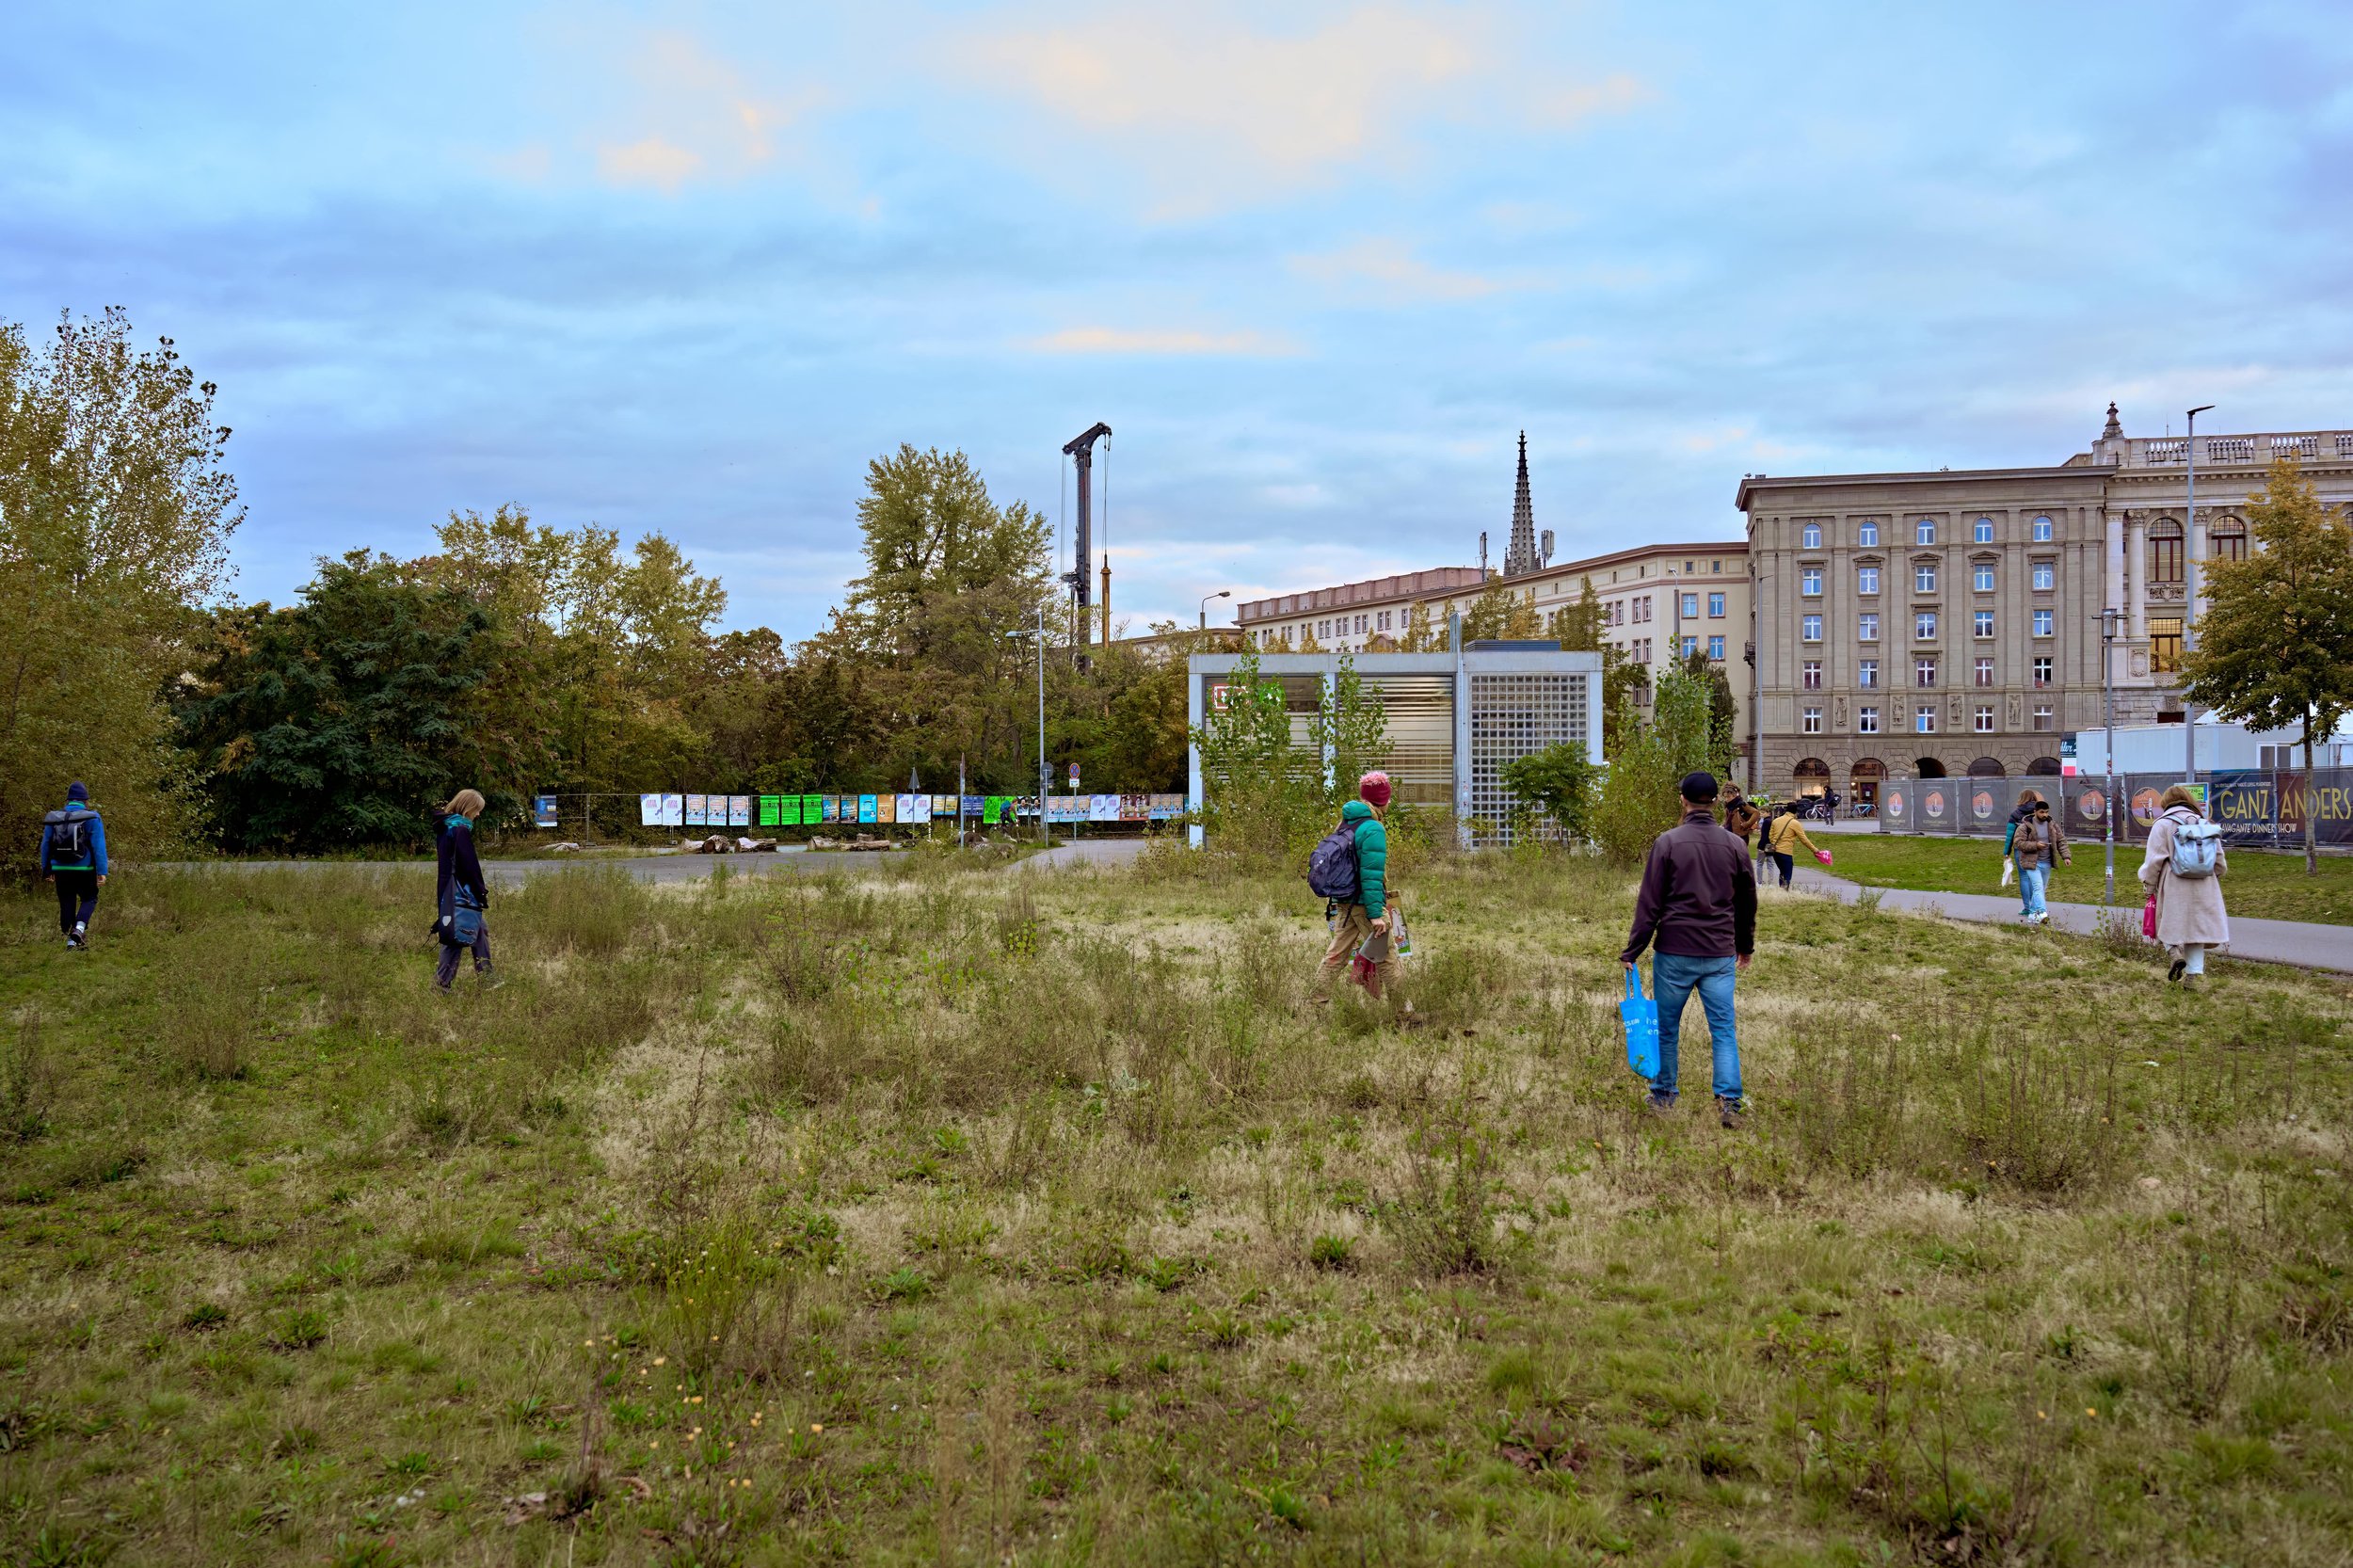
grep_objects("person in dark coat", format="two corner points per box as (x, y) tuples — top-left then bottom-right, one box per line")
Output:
(1621, 771), (1757, 1129)
(38, 781), (108, 950)
(433, 789), (497, 991)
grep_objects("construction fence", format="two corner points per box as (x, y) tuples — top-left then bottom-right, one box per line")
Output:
(1878, 770), (2353, 850)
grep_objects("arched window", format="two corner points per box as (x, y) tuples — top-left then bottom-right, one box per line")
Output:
(1974, 518), (1995, 544)
(2148, 520), (2185, 586)
(1801, 522), (1822, 549)
(2032, 514), (2054, 542)
(1913, 756), (1948, 777)
(2026, 756), (2063, 776)
(1858, 520), (1880, 547)
(1968, 756), (2008, 777)
(1915, 518), (1937, 546)
(1793, 758), (1831, 796)
(2210, 517), (2248, 563)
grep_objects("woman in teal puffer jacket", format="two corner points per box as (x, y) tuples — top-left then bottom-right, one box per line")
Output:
(1314, 772), (1397, 1000)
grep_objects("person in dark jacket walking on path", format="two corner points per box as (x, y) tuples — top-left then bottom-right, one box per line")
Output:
(1621, 771), (1756, 1128)
(434, 789), (498, 991)
(38, 781), (108, 950)
(1314, 772), (1398, 1001)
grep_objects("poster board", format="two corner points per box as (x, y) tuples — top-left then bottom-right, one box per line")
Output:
(728, 795), (752, 827)
(685, 793), (708, 826)
(802, 794), (823, 825)
(857, 795), (878, 824)
(908, 794), (932, 824)
(1089, 793), (1121, 823)
(640, 793), (663, 827)
(534, 795), (558, 827)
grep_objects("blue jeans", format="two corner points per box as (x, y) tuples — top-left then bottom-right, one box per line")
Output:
(1651, 952), (1741, 1102)
(2018, 865), (2047, 920)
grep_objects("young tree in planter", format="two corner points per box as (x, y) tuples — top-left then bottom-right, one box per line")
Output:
(2181, 459), (2353, 874)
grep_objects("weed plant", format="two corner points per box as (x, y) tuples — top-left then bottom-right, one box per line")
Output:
(0, 850), (2347, 1563)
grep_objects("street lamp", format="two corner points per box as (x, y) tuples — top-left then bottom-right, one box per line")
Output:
(1007, 612), (1049, 846)
(2101, 607), (2121, 906)
(1199, 589), (1230, 632)
(2183, 403), (2215, 779)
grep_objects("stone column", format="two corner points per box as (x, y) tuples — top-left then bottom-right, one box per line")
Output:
(2126, 513), (2147, 639)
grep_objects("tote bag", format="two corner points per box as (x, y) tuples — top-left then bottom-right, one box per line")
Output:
(1621, 968), (1660, 1080)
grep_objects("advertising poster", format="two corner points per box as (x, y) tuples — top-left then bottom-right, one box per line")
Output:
(758, 795), (779, 827)
(1120, 793), (1147, 821)
(909, 794), (932, 824)
(934, 794), (955, 818)
(801, 795), (823, 825)
(877, 793), (897, 824)
(2209, 772), (2276, 843)
(821, 796), (839, 824)
(662, 794), (683, 826)
(963, 794), (985, 819)
(685, 793), (708, 826)
(729, 796), (752, 827)
(640, 793), (663, 826)
(1089, 793), (1120, 823)
(534, 794), (558, 827)
(983, 796), (1003, 824)
(857, 795), (878, 824)
(892, 792), (914, 823)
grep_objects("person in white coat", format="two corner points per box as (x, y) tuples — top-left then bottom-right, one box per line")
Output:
(2138, 783), (2230, 984)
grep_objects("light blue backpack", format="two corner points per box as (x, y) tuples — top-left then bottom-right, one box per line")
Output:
(2171, 817), (2223, 879)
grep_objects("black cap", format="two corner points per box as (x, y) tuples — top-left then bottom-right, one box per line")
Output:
(1679, 771), (1719, 803)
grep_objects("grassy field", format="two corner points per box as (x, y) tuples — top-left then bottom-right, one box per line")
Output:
(2, 850), (2350, 1565)
(1825, 833), (2353, 927)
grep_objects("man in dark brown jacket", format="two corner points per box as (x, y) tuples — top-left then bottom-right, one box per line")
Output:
(1621, 771), (1756, 1128)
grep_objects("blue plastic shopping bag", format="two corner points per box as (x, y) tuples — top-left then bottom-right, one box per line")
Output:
(1621, 968), (1659, 1080)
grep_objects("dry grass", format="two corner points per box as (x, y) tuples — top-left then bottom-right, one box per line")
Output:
(0, 855), (2348, 1564)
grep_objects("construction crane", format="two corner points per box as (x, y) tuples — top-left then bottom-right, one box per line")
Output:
(1062, 422), (1112, 648)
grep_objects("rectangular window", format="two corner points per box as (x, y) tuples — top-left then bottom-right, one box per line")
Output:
(1682, 593), (1700, 617)
(1802, 707), (1823, 734)
(1801, 660), (1823, 690)
(1858, 706), (1881, 733)
(2032, 608), (2054, 636)
(1709, 592), (1725, 617)
(1916, 657), (1937, 687)
(1317, 620), (1329, 638)
(1974, 610), (1994, 638)
(1353, 615), (1367, 634)
(1708, 634), (1725, 660)
(1915, 706), (1937, 734)
(2151, 535), (2184, 585)
(1859, 613), (1880, 642)
(1801, 615), (1823, 642)
(2033, 656), (2054, 688)
(1857, 565), (1881, 595)
(2033, 705), (2056, 731)
(2033, 562), (2056, 591)
(1974, 564), (1995, 592)
(1682, 635), (1698, 657)
(1975, 657), (1994, 686)
(1801, 568), (1822, 597)
(1915, 565), (1937, 594)
(1859, 659), (1880, 688)
(1915, 612), (1937, 641)
(1377, 610), (1391, 632)
(1975, 705), (1994, 732)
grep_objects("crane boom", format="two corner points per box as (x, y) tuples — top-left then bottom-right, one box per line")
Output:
(1062, 422), (1112, 646)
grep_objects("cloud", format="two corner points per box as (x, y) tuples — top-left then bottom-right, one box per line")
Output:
(590, 32), (810, 191)
(1289, 236), (1519, 301)
(938, 4), (1642, 212)
(1017, 326), (1301, 356)
(598, 136), (703, 193)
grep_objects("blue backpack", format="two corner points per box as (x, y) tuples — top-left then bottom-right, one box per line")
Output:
(42, 808), (99, 870)
(1306, 819), (1360, 902)
(2171, 817), (2223, 879)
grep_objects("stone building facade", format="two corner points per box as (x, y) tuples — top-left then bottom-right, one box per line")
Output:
(1737, 408), (2353, 800)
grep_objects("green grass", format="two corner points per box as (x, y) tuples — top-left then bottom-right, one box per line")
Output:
(0, 852), (2348, 1563)
(1829, 831), (2353, 925)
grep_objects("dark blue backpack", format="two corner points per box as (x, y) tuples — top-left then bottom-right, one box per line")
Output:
(1306, 819), (1360, 902)
(42, 808), (98, 869)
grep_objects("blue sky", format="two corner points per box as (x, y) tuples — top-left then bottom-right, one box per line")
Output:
(7, 2), (2349, 636)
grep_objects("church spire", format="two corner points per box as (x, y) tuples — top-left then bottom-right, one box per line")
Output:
(1503, 430), (1538, 577)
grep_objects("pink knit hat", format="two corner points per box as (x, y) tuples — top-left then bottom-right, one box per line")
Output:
(1358, 771), (1392, 808)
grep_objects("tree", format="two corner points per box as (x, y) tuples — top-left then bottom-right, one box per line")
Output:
(1500, 743), (1596, 841)
(0, 309), (242, 860)
(1398, 600), (1438, 651)
(1191, 650), (1313, 859)
(1460, 583), (1539, 642)
(1589, 664), (1722, 865)
(1553, 576), (1647, 752)
(1310, 654), (1391, 812)
(2182, 459), (2353, 873)
(175, 553), (498, 850)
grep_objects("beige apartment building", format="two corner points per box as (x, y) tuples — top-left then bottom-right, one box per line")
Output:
(1737, 406), (2353, 803)
(1233, 539), (1753, 746)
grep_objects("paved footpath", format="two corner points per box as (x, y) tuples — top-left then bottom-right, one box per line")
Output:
(1783, 865), (2353, 974)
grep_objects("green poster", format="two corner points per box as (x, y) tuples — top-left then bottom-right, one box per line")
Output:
(984, 795), (1003, 824)
(803, 794), (824, 825)
(758, 795), (781, 827)
(778, 795), (803, 826)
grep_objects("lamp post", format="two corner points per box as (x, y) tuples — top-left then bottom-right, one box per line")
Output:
(1199, 589), (1230, 632)
(2101, 607), (2120, 906)
(2183, 404), (2215, 779)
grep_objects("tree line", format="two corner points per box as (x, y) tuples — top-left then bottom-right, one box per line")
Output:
(3, 311), (1193, 856)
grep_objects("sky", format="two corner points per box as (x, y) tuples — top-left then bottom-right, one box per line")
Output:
(7, 2), (2351, 638)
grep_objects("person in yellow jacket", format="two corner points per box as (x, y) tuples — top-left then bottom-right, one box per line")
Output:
(1760, 805), (1820, 889)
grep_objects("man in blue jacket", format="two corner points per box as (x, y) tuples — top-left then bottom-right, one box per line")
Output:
(39, 781), (108, 950)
